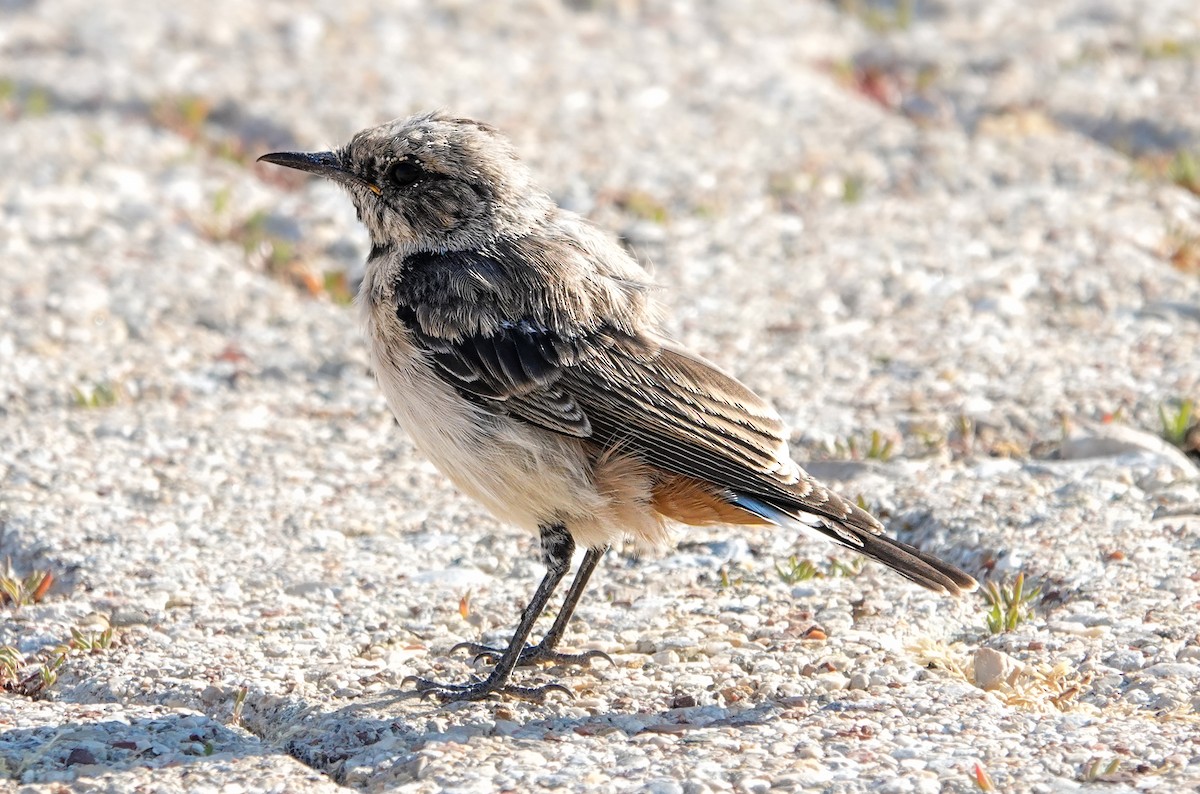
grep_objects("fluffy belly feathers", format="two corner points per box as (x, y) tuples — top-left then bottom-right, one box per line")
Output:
(360, 301), (673, 549)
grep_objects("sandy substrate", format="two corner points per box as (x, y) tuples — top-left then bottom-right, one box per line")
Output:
(2, 1), (1200, 791)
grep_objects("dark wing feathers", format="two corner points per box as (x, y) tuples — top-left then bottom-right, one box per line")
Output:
(399, 295), (861, 527)
(565, 344), (875, 527)
(393, 251), (975, 594)
(397, 303), (592, 436)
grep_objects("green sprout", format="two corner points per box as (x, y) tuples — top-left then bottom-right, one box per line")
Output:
(982, 572), (1041, 634)
(1082, 757), (1122, 782)
(836, 429), (896, 461)
(71, 381), (119, 409)
(775, 556), (820, 584)
(829, 557), (866, 578)
(1168, 150), (1200, 196)
(0, 559), (54, 608)
(231, 685), (249, 726)
(1158, 399), (1195, 448)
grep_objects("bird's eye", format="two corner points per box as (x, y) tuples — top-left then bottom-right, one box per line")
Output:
(387, 159), (425, 188)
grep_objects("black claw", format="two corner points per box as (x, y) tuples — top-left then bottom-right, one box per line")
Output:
(402, 675), (573, 703)
(545, 649), (614, 667)
(448, 641), (614, 669)
(526, 682), (574, 701)
(404, 542), (608, 705)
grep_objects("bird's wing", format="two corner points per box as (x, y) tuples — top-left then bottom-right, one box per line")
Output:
(400, 303), (975, 594)
(563, 343), (975, 593)
(399, 298), (860, 527)
(396, 302), (597, 437)
(563, 338), (881, 532)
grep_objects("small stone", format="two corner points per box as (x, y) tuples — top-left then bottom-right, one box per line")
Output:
(65, 748), (97, 765)
(973, 648), (1019, 691)
(815, 672), (849, 691)
(199, 685), (224, 704)
(795, 741), (824, 760)
(1105, 650), (1144, 672)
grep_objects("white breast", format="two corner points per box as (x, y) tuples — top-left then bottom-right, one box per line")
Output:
(357, 293), (620, 542)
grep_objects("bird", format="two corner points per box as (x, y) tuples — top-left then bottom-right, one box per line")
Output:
(258, 111), (976, 702)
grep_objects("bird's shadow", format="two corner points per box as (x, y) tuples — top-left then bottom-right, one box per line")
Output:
(257, 689), (797, 784)
(0, 712), (269, 784)
(0, 685), (800, 786)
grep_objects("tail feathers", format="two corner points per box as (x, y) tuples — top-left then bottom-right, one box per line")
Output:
(732, 494), (977, 596)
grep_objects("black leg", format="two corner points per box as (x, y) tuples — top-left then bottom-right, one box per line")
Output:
(530, 545), (608, 658)
(404, 525), (578, 702)
(453, 545), (613, 668)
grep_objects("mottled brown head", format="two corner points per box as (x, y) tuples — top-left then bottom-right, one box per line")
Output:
(259, 112), (553, 251)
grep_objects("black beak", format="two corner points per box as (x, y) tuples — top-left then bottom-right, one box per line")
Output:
(257, 151), (379, 193)
(257, 150), (344, 178)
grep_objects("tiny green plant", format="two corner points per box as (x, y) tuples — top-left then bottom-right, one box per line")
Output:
(0, 646), (65, 699)
(35, 653), (65, 693)
(842, 174), (865, 204)
(834, 429), (896, 461)
(25, 87), (51, 116)
(951, 413), (975, 456)
(1082, 757), (1122, 782)
(1158, 398), (1195, 448)
(322, 270), (356, 306)
(1168, 150), (1200, 196)
(247, 215), (300, 277)
(197, 205), (303, 281)
(1, 623), (116, 699)
(211, 185), (233, 216)
(775, 555), (864, 584)
(864, 429), (894, 460)
(615, 190), (669, 224)
(69, 626), (114, 653)
(0, 80), (55, 119)
(982, 572), (1041, 634)
(1141, 38), (1200, 59)
(0, 559), (54, 608)
(840, 0), (914, 32)
(775, 556), (820, 584)
(829, 557), (866, 578)
(70, 381), (119, 409)
(910, 422), (947, 456)
(717, 565), (748, 590)
(0, 645), (20, 684)
(231, 685), (249, 726)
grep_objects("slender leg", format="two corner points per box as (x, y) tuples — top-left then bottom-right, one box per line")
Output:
(529, 545), (608, 660)
(453, 545), (612, 667)
(404, 525), (577, 702)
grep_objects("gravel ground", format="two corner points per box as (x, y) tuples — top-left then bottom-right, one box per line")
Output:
(2, 1), (1200, 791)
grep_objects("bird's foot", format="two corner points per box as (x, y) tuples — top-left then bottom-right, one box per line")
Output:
(450, 641), (614, 669)
(402, 674), (572, 703)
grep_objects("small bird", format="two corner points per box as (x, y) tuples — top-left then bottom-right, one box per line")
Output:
(259, 112), (976, 702)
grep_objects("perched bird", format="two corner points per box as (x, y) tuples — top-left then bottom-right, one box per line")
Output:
(259, 112), (976, 702)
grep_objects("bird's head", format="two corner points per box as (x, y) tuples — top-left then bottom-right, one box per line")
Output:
(259, 112), (552, 252)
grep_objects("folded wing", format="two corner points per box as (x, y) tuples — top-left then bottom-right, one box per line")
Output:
(396, 291), (975, 594)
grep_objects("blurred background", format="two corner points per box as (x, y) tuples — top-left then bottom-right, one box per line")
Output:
(2, 1), (1200, 790)
(3, 0), (1198, 449)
